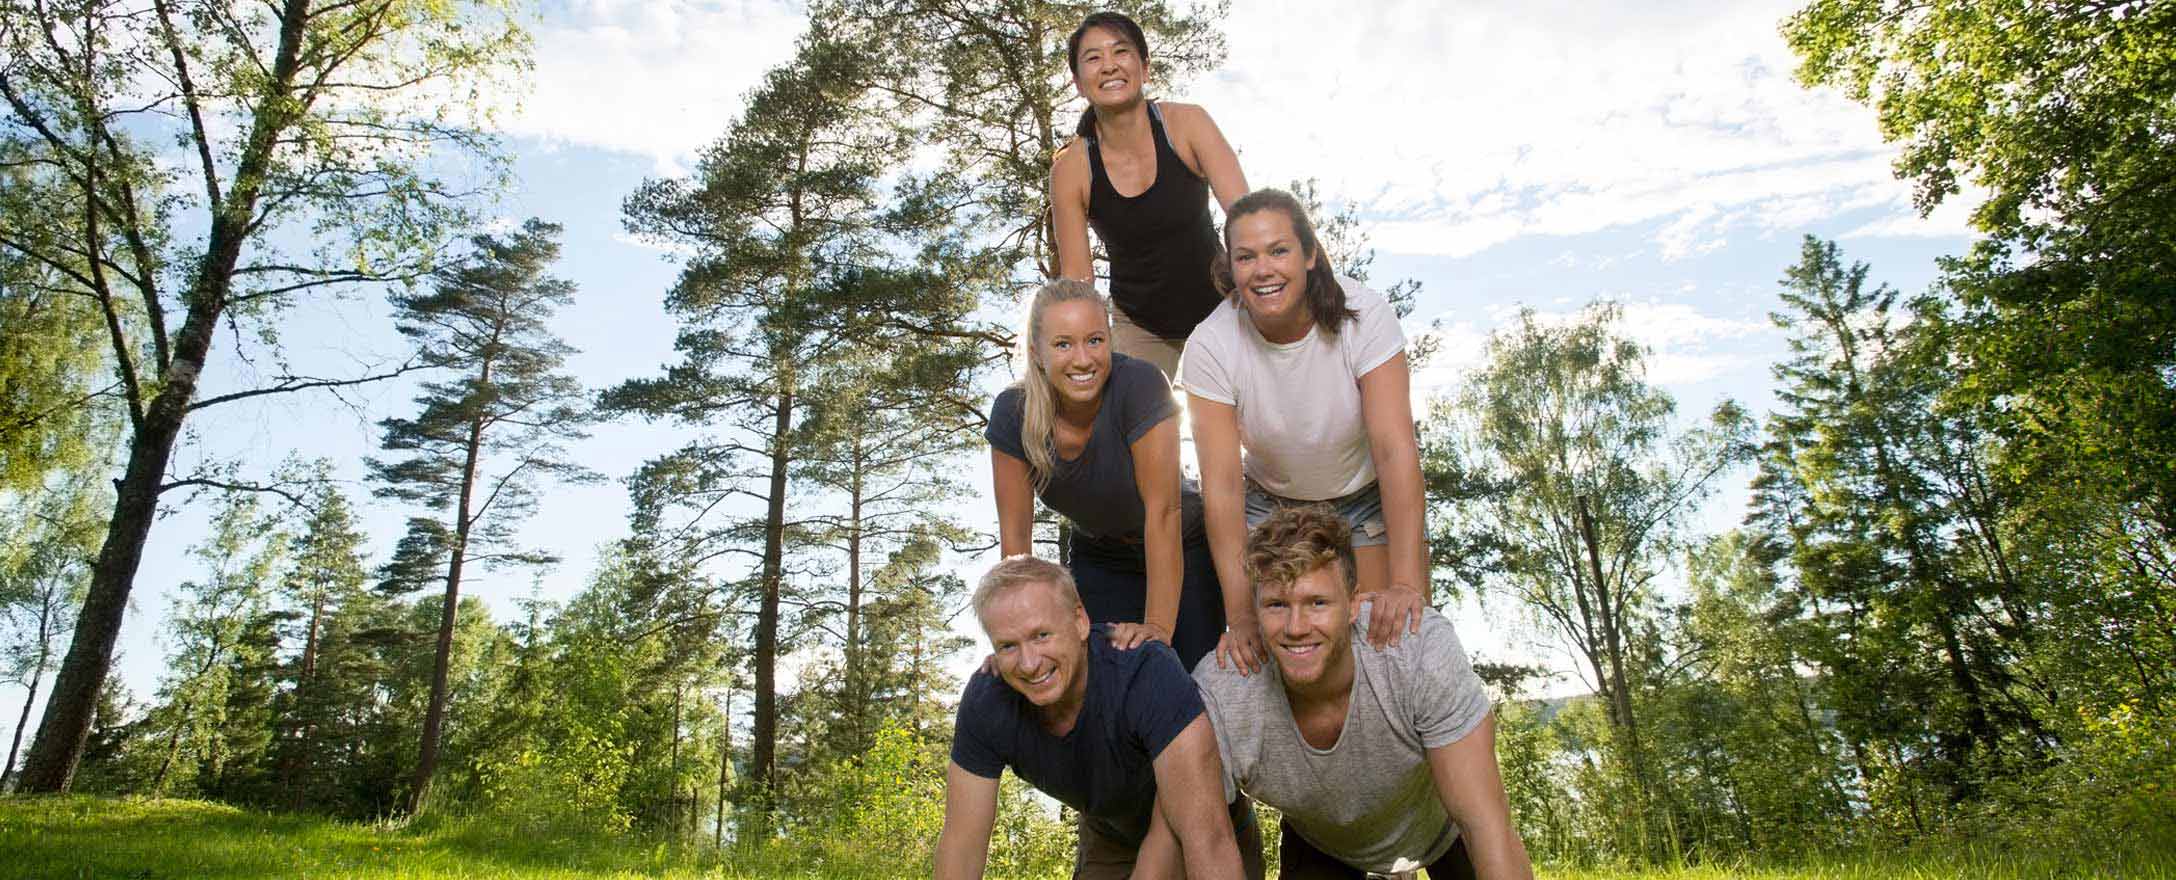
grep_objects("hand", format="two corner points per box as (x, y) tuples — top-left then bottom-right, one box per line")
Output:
(978, 652), (995, 676)
(1357, 584), (1426, 649)
(1108, 621), (1171, 650)
(1215, 617), (1267, 676)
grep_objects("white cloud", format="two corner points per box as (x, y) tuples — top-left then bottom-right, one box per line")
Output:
(1419, 299), (1773, 396)
(1180, 0), (1974, 258)
(492, 0), (807, 171)
(1841, 184), (1984, 239)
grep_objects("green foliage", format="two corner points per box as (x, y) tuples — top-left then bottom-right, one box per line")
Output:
(0, 213), (116, 494)
(1428, 300), (1754, 861)
(1, 0), (532, 792)
(1784, 0), (2176, 533)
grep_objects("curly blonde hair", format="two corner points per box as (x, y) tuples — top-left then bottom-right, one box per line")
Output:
(1244, 505), (1358, 595)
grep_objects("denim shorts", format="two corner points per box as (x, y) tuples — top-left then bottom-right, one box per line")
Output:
(1243, 478), (1389, 547)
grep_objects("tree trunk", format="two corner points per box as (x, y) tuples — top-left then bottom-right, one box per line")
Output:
(844, 445), (865, 752)
(1577, 497), (1645, 775)
(5, 665), (43, 790)
(16, 0), (313, 793)
(716, 690), (733, 848)
(407, 392), (488, 814)
(750, 381), (793, 828)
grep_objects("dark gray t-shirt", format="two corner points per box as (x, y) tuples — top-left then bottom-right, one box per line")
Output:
(987, 353), (1204, 568)
(1194, 604), (1490, 874)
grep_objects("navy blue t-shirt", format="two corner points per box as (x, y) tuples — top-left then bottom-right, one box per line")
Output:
(950, 627), (1204, 845)
(987, 353), (1206, 571)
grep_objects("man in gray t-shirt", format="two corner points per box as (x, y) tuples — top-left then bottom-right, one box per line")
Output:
(1184, 505), (1534, 879)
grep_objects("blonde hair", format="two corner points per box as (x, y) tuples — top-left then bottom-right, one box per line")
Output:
(1013, 278), (1112, 492)
(972, 555), (1083, 628)
(1244, 505), (1359, 595)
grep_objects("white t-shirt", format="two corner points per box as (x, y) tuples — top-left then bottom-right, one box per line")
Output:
(1178, 277), (1406, 500)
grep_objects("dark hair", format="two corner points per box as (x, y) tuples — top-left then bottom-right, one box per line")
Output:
(1068, 12), (1152, 141)
(1067, 12), (1149, 75)
(1244, 505), (1359, 596)
(1215, 188), (1357, 336)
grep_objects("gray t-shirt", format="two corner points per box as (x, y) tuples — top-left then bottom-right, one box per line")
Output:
(1193, 604), (1489, 874)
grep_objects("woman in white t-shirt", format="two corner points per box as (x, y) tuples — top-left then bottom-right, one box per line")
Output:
(1178, 188), (1429, 673)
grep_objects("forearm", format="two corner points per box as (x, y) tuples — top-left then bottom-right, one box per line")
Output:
(1142, 503), (1183, 634)
(1373, 440), (1428, 595)
(932, 828), (989, 880)
(1427, 718), (1533, 880)
(1202, 484), (1252, 623)
(1461, 817), (1533, 880)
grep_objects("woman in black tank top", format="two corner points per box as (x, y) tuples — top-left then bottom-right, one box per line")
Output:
(1050, 12), (1250, 379)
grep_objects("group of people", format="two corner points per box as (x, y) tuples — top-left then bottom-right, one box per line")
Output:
(933, 12), (1533, 880)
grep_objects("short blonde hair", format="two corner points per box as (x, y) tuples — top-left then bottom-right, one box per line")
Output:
(972, 555), (1082, 627)
(1244, 505), (1358, 594)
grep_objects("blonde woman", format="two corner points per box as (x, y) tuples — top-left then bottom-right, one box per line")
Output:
(987, 279), (1224, 669)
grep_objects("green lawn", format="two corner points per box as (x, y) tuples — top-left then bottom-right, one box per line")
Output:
(3, 796), (2171, 879)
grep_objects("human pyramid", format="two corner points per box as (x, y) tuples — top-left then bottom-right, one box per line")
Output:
(934, 12), (1535, 880)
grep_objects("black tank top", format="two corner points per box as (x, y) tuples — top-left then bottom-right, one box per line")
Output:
(1084, 102), (1223, 341)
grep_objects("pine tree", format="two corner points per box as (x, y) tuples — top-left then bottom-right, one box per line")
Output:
(268, 478), (372, 808)
(607, 34), (989, 831)
(369, 218), (595, 814)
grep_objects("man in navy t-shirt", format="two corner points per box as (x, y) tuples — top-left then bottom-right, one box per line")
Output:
(936, 555), (1255, 880)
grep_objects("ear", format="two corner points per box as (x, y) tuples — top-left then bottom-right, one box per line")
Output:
(1071, 603), (1092, 639)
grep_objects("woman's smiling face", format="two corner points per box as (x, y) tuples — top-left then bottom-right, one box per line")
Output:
(1072, 25), (1148, 109)
(1036, 298), (1112, 409)
(1227, 208), (1319, 330)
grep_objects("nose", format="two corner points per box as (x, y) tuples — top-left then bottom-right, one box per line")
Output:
(1281, 604), (1308, 638)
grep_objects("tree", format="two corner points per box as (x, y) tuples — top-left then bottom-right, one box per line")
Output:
(1784, 0), (2176, 533)
(138, 493), (286, 795)
(267, 478), (373, 807)
(607, 33), (989, 828)
(1, 474), (107, 787)
(370, 218), (595, 813)
(793, 340), (980, 761)
(1438, 302), (1752, 848)
(1753, 237), (2057, 807)
(1, 0), (528, 791)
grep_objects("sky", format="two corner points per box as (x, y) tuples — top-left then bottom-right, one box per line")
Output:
(6, 0), (1984, 751)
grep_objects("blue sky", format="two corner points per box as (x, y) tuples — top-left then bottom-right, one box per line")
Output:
(7, 0), (1984, 749)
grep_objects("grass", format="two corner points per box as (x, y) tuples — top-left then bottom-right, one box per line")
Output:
(4, 795), (2173, 879)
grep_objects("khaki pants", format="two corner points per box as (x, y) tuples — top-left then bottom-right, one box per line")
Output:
(1110, 303), (1186, 381)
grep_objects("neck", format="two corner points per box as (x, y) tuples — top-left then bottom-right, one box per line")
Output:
(1091, 99), (1150, 138)
(1054, 388), (1103, 426)
(1251, 308), (1315, 346)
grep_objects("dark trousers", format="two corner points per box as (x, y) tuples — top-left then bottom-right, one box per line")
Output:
(1276, 821), (1476, 880)
(1070, 535), (1225, 671)
(1073, 798), (1267, 880)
